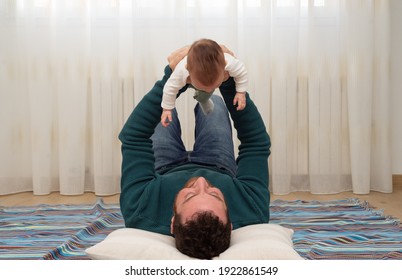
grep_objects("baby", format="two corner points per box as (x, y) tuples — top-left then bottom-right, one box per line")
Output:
(161, 39), (248, 127)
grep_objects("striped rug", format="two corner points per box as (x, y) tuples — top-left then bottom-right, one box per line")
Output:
(270, 199), (402, 259)
(0, 198), (401, 259)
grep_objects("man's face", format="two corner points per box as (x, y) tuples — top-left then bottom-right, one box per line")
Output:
(171, 177), (228, 232)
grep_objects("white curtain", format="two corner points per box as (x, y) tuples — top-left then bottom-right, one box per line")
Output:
(0, 0), (392, 196)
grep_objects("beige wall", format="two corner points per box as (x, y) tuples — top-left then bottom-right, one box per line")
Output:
(391, 0), (402, 174)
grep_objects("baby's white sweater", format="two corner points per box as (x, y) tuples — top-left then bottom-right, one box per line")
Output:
(161, 53), (248, 110)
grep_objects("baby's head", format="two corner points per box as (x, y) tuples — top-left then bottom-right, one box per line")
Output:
(187, 39), (226, 93)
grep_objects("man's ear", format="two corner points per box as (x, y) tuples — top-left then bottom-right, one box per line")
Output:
(170, 216), (175, 235)
(231, 223), (233, 230)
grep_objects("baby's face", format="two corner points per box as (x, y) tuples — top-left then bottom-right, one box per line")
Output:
(191, 72), (225, 93)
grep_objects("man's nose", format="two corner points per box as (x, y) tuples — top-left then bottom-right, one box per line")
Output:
(193, 177), (209, 193)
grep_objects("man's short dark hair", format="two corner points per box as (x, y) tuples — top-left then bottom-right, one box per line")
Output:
(172, 211), (231, 259)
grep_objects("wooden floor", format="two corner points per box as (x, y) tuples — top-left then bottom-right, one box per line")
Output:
(272, 187), (402, 221)
(1, 185), (401, 221)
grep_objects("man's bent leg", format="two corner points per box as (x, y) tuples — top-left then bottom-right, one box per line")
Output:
(151, 108), (188, 172)
(190, 95), (236, 176)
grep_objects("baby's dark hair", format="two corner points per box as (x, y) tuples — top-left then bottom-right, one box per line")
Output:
(187, 38), (226, 86)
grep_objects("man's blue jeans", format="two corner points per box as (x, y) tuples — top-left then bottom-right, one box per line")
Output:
(151, 95), (236, 176)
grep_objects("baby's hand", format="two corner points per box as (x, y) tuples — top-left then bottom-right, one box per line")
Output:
(161, 109), (172, 127)
(233, 92), (246, 111)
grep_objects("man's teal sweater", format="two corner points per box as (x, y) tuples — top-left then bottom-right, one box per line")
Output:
(119, 66), (271, 236)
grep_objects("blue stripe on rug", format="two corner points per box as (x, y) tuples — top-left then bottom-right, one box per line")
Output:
(1, 198), (401, 259)
(269, 199), (402, 259)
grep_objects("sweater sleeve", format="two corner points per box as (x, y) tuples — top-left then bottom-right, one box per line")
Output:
(219, 77), (271, 189)
(224, 53), (248, 93)
(118, 66), (173, 224)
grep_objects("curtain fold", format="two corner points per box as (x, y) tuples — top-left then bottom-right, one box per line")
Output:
(0, 0), (392, 196)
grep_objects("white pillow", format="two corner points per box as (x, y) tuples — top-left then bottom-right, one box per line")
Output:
(85, 224), (303, 260)
(215, 224), (302, 260)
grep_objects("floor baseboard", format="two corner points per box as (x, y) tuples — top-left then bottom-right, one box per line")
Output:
(393, 174), (402, 188)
